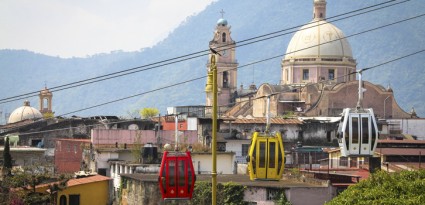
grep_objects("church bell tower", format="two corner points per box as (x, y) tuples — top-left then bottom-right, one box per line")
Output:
(39, 86), (53, 115)
(206, 10), (238, 108)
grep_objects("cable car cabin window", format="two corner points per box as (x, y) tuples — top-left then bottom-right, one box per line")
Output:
(169, 160), (176, 186)
(252, 144), (257, 174)
(371, 121), (377, 150)
(352, 117), (359, 144)
(259, 142), (266, 168)
(344, 121), (349, 149)
(269, 142), (276, 168)
(178, 160), (185, 187)
(188, 162), (193, 193)
(362, 117), (369, 144)
(161, 162), (167, 193)
(277, 144), (283, 173)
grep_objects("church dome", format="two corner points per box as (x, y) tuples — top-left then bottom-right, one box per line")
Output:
(217, 18), (228, 26)
(8, 100), (43, 124)
(284, 20), (353, 60)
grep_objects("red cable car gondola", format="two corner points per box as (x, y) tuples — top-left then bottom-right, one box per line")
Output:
(158, 151), (196, 200)
(158, 115), (196, 200)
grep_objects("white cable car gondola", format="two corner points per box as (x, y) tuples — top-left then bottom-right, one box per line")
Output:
(337, 70), (379, 157)
(246, 95), (285, 181)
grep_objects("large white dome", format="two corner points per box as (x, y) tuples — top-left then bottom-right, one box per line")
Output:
(284, 20), (353, 60)
(8, 101), (43, 124)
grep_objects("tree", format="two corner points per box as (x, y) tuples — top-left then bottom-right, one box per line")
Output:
(0, 163), (69, 205)
(326, 170), (425, 205)
(2, 137), (12, 176)
(139, 108), (159, 119)
(42, 112), (54, 119)
(190, 181), (246, 205)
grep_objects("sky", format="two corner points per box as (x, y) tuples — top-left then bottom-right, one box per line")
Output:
(0, 0), (216, 58)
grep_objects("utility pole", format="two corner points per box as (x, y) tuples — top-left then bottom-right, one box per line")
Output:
(211, 53), (218, 205)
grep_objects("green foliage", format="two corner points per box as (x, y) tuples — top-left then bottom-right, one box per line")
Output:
(273, 190), (292, 205)
(288, 168), (300, 177)
(280, 111), (295, 119)
(131, 131), (143, 163)
(0, 164), (68, 205)
(326, 170), (425, 205)
(2, 137), (12, 176)
(190, 181), (247, 205)
(139, 108), (159, 119)
(42, 112), (54, 119)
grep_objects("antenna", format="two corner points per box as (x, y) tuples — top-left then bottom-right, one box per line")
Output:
(356, 69), (366, 109)
(175, 115), (179, 151)
(265, 95), (271, 133)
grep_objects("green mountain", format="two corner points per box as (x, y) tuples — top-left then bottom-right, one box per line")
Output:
(0, 0), (424, 120)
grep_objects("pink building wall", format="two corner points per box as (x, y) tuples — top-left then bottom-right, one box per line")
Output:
(91, 129), (199, 146)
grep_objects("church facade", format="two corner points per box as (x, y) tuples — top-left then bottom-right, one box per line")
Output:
(218, 0), (415, 120)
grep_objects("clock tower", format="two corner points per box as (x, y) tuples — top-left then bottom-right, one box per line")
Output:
(206, 10), (238, 108)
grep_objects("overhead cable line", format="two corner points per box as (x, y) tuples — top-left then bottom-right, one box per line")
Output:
(56, 46), (425, 117)
(0, 0), (413, 104)
(4, 10), (424, 134)
(13, 47), (424, 136)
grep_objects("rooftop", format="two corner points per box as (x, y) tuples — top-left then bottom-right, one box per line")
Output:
(121, 174), (327, 188)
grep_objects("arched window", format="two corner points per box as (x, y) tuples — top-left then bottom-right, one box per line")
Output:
(43, 98), (49, 109)
(223, 71), (229, 88)
(59, 195), (67, 205)
(222, 33), (226, 43)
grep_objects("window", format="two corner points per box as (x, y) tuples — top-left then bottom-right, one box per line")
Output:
(242, 144), (250, 156)
(259, 142), (266, 168)
(340, 157), (348, 167)
(352, 117), (359, 144)
(69, 195), (80, 205)
(223, 71), (229, 88)
(43, 98), (49, 110)
(59, 195), (67, 205)
(328, 69), (335, 80)
(362, 117), (369, 144)
(302, 69), (309, 81)
(222, 33), (226, 42)
(266, 189), (280, 201)
(269, 142), (276, 168)
(285, 69), (288, 81)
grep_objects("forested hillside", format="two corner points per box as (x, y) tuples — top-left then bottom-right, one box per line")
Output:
(1, 0), (424, 121)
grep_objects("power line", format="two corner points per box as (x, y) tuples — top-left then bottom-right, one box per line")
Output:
(3, 10), (424, 132)
(0, 0), (413, 104)
(5, 48), (424, 135)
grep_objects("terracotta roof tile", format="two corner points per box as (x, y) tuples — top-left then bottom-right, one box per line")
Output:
(66, 175), (111, 187)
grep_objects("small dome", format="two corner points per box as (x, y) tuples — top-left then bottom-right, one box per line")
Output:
(8, 100), (43, 124)
(284, 20), (353, 60)
(217, 18), (228, 26)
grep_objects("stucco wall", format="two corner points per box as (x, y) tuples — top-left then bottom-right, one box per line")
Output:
(286, 186), (335, 205)
(191, 152), (235, 174)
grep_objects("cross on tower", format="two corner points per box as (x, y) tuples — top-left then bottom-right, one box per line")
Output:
(220, 9), (225, 18)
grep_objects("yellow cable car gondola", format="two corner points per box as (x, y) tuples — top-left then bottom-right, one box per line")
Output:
(246, 95), (285, 181)
(337, 70), (379, 157)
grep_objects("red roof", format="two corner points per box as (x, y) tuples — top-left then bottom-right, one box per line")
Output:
(376, 148), (425, 156)
(378, 139), (425, 144)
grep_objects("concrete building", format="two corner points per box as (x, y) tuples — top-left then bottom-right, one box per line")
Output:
(119, 174), (334, 205)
